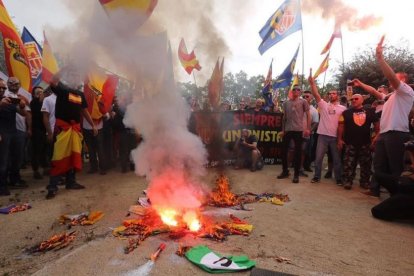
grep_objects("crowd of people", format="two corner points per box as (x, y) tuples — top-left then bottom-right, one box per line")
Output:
(228, 39), (414, 221)
(0, 72), (139, 199)
(1, 40), (413, 221)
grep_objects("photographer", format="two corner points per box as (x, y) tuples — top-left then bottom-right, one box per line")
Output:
(0, 79), (27, 196)
(234, 129), (261, 172)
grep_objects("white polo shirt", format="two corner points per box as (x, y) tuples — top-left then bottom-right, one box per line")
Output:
(41, 93), (57, 132)
(379, 82), (414, 134)
(317, 100), (346, 137)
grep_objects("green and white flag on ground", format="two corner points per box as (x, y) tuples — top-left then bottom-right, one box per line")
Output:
(185, 245), (256, 273)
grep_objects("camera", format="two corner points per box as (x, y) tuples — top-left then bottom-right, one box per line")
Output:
(404, 140), (414, 151)
(347, 80), (354, 87)
(9, 97), (21, 105)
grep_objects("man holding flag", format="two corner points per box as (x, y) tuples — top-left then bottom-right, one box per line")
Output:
(46, 68), (97, 199)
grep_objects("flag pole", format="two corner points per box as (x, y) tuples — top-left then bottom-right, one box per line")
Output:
(192, 71), (199, 99)
(322, 70), (327, 90)
(340, 34), (345, 73)
(301, 31), (305, 89)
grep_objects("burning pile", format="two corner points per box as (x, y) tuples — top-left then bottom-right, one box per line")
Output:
(209, 174), (239, 207)
(113, 208), (253, 254)
(27, 231), (76, 253)
(59, 211), (104, 226)
(0, 203), (31, 214)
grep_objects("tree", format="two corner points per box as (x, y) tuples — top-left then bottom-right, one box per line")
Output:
(334, 40), (414, 91)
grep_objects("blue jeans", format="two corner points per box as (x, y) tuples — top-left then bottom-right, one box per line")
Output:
(8, 130), (26, 184)
(0, 132), (13, 190)
(314, 134), (342, 181)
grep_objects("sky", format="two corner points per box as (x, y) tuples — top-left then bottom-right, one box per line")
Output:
(3, 0), (414, 86)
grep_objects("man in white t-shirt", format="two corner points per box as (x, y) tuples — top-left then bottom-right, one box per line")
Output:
(41, 88), (57, 163)
(308, 72), (346, 184)
(353, 37), (414, 197)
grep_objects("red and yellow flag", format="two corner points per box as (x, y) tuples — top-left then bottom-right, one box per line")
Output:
(208, 58), (224, 109)
(99, 0), (157, 27)
(50, 120), (83, 176)
(0, 0), (32, 91)
(84, 68), (118, 120)
(313, 54), (330, 79)
(41, 32), (59, 84)
(178, 38), (201, 75)
(320, 22), (342, 55)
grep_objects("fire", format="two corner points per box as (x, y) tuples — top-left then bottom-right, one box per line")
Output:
(209, 174), (239, 207)
(158, 208), (178, 227)
(183, 211), (201, 232)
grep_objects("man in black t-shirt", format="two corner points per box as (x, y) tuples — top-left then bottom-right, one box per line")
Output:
(337, 94), (379, 190)
(234, 129), (261, 172)
(46, 72), (97, 200)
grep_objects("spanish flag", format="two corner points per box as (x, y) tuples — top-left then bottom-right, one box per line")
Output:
(0, 0), (32, 91)
(41, 31), (59, 84)
(313, 54), (330, 79)
(208, 58), (224, 109)
(84, 68), (118, 120)
(99, 0), (157, 26)
(178, 38), (201, 75)
(50, 119), (83, 176)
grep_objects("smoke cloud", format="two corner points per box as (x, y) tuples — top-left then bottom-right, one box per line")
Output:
(302, 0), (382, 30)
(48, 0), (209, 212)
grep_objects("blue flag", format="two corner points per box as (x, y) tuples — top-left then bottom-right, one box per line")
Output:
(262, 59), (273, 109)
(273, 45), (300, 89)
(21, 27), (43, 87)
(258, 0), (302, 55)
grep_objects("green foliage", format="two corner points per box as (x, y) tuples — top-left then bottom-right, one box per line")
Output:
(335, 40), (414, 91)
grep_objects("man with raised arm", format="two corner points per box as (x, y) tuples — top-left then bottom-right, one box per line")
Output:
(352, 36), (414, 197)
(308, 70), (346, 185)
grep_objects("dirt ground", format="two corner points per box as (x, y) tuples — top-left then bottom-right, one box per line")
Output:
(0, 165), (413, 276)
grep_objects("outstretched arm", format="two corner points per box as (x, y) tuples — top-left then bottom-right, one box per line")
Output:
(376, 35), (400, 90)
(352, 79), (383, 99)
(308, 68), (321, 103)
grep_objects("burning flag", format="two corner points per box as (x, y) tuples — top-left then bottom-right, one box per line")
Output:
(28, 231), (76, 253)
(321, 22), (342, 55)
(178, 38), (201, 75)
(0, 0), (32, 92)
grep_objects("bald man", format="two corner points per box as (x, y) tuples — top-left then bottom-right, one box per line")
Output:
(337, 94), (379, 190)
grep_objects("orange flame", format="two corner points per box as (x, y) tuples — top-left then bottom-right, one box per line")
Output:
(158, 208), (178, 227)
(183, 211), (201, 232)
(209, 174), (239, 207)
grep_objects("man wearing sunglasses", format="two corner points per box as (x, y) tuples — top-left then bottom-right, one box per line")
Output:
(277, 85), (311, 183)
(308, 72), (346, 185)
(337, 94), (379, 190)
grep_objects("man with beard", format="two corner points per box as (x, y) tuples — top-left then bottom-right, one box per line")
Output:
(308, 71), (346, 185)
(337, 94), (379, 190)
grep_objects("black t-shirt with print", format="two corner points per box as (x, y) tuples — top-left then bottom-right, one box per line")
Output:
(340, 107), (378, 147)
(52, 82), (87, 124)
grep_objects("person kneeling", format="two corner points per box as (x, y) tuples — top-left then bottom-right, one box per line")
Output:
(234, 129), (262, 172)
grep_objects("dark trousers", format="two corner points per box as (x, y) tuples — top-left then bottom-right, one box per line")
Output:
(0, 132), (12, 191)
(83, 128), (106, 171)
(8, 130), (26, 184)
(281, 131), (303, 176)
(31, 128), (48, 172)
(119, 130), (137, 170)
(47, 169), (76, 192)
(303, 133), (317, 170)
(343, 144), (372, 184)
(102, 120), (114, 168)
(371, 171), (414, 221)
(371, 131), (410, 194)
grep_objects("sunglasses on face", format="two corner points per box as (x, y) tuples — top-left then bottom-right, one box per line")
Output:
(303, 95), (310, 98)
(8, 82), (20, 85)
(292, 88), (301, 92)
(351, 98), (359, 101)
(0, 86), (7, 90)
